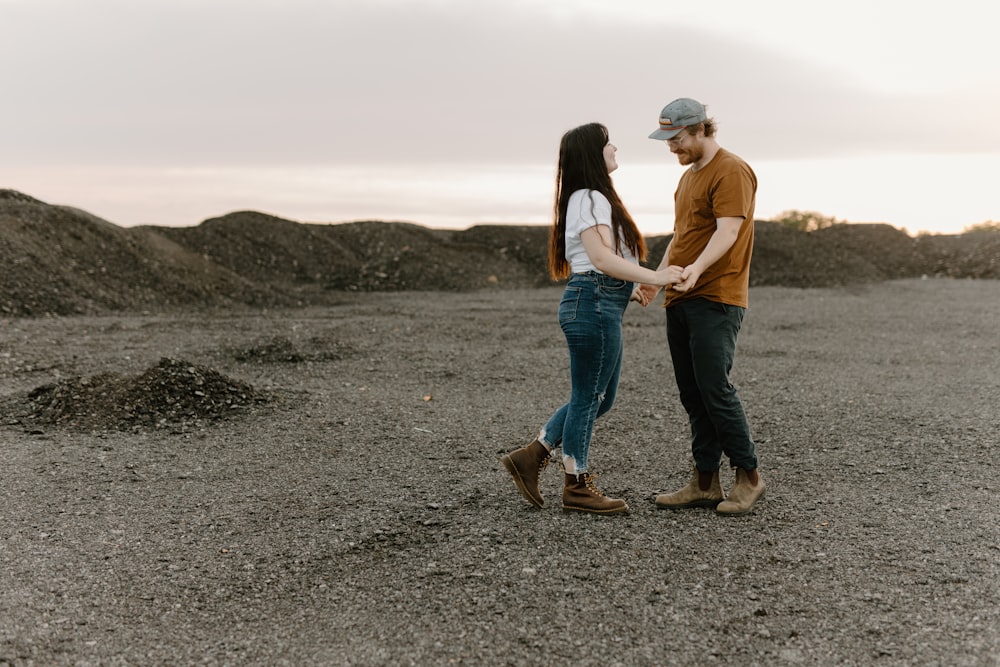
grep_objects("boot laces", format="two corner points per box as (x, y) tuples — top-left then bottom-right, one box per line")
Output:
(583, 473), (606, 496)
(538, 456), (551, 474)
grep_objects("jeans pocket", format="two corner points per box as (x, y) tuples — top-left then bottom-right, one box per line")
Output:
(599, 277), (629, 293)
(559, 287), (582, 323)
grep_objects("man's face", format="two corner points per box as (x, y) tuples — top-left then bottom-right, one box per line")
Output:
(666, 129), (702, 166)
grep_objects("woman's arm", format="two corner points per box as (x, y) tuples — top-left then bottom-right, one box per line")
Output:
(580, 225), (678, 286)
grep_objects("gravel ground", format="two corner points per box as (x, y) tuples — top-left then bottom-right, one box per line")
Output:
(1, 278), (998, 666)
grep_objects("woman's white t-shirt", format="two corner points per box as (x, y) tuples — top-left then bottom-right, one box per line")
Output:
(564, 189), (637, 274)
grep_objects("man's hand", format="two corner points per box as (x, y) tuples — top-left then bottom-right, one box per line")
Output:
(673, 265), (703, 292)
(671, 217), (741, 292)
(633, 283), (661, 307)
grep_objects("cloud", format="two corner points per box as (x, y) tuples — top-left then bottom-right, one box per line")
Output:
(2, 0), (997, 168)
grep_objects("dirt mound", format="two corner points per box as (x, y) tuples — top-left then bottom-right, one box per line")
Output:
(1, 188), (996, 316)
(916, 229), (1000, 279)
(17, 357), (268, 431)
(151, 215), (550, 293)
(749, 221), (921, 287)
(0, 189), (45, 204)
(0, 193), (292, 316)
(318, 220), (550, 291)
(152, 211), (359, 286)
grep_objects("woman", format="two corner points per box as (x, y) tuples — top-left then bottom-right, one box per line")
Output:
(500, 123), (679, 514)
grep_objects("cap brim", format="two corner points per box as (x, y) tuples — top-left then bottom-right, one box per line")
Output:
(648, 128), (683, 140)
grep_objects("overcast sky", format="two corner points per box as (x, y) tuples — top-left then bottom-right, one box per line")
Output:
(2, 0), (998, 233)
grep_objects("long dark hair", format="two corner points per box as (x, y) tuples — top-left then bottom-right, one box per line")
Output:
(548, 123), (646, 280)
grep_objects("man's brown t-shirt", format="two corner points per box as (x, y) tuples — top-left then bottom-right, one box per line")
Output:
(663, 148), (757, 309)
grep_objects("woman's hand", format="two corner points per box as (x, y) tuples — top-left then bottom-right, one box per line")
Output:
(651, 265), (684, 286)
(633, 283), (659, 307)
(630, 285), (649, 306)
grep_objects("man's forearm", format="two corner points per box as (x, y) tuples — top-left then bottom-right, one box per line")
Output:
(691, 219), (741, 273)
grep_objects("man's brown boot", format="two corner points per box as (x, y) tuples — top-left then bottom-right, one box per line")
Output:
(716, 468), (766, 516)
(562, 473), (629, 514)
(654, 467), (725, 509)
(500, 440), (551, 508)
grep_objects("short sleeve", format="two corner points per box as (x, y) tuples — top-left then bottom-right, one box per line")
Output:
(567, 190), (612, 238)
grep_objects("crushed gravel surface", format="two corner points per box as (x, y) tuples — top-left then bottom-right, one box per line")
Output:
(1, 279), (998, 666)
(1, 188), (997, 664)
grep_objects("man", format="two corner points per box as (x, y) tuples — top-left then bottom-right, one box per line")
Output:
(638, 98), (765, 516)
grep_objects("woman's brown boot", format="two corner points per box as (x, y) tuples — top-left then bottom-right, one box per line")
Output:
(500, 440), (551, 507)
(562, 473), (629, 514)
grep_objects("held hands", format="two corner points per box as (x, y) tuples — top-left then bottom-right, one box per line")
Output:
(631, 265), (678, 307)
(673, 264), (702, 293)
(632, 265), (695, 307)
(654, 265), (684, 287)
(631, 283), (659, 306)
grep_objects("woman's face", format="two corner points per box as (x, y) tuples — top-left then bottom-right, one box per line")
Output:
(603, 141), (618, 173)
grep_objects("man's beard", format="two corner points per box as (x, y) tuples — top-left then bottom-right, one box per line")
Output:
(675, 147), (702, 166)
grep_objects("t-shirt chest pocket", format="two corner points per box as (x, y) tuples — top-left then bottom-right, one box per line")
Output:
(690, 196), (715, 227)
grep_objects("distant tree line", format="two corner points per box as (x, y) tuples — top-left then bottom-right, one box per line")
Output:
(964, 220), (999, 233)
(771, 209), (999, 235)
(771, 210), (842, 232)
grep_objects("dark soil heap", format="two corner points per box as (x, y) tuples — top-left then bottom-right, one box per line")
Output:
(19, 357), (269, 431)
(1, 188), (997, 316)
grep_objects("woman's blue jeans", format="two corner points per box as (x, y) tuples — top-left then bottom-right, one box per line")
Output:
(666, 297), (758, 472)
(539, 272), (633, 474)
